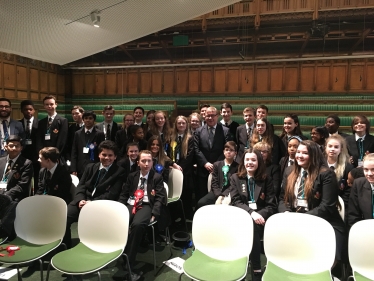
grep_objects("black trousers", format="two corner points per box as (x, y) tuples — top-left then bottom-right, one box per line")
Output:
(195, 174), (209, 203)
(196, 191), (216, 210)
(251, 222), (264, 271)
(63, 203), (81, 248)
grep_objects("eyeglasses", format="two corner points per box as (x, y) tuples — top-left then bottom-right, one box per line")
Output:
(0, 105), (10, 109)
(125, 119), (134, 122)
(205, 114), (217, 118)
(260, 150), (269, 154)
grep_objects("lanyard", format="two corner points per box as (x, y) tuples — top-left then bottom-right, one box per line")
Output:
(247, 178), (255, 202)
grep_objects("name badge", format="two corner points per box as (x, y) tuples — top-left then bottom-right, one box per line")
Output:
(176, 152), (180, 161)
(83, 147), (89, 154)
(127, 196), (135, 205)
(25, 139), (32, 145)
(297, 199), (308, 208)
(45, 134), (51, 140)
(248, 202), (257, 210)
(0, 182), (7, 190)
(358, 159), (364, 167)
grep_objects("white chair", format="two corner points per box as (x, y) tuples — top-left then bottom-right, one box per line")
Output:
(348, 220), (374, 281)
(207, 173), (212, 192)
(182, 205), (253, 281)
(47, 200), (129, 281)
(0, 196), (67, 281)
(168, 168), (187, 231)
(263, 213), (336, 281)
(338, 196), (345, 221)
(71, 174), (79, 187)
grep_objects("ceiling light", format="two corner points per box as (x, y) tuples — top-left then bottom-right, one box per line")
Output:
(90, 10), (100, 28)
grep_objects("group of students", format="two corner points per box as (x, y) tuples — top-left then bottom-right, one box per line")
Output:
(1, 96), (374, 280)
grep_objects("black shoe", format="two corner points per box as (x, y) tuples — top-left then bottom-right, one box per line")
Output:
(127, 270), (142, 281)
(252, 271), (263, 281)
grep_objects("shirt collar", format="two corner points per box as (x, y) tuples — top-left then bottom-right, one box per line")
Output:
(48, 163), (58, 176)
(220, 119), (232, 126)
(178, 134), (184, 138)
(245, 123), (254, 130)
(7, 154), (21, 165)
(99, 163), (112, 171)
(355, 133), (366, 141)
(48, 112), (57, 119)
(85, 127), (93, 133)
(104, 121), (113, 127)
(140, 171), (150, 179)
(25, 116), (34, 124)
(1, 117), (11, 123)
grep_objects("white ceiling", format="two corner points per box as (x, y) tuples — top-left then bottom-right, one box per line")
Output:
(0, 0), (239, 65)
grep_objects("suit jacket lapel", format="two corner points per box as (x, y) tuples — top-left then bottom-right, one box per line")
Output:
(254, 181), (262, 201)
(9, 120), (15, 135)
(146, 170), (155, 195)
(0, 159), (6, 180)
(362, 180), (373, 219)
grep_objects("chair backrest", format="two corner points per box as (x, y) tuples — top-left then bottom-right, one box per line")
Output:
(15, 195), (67, 245)
(29, 177), (34, 196)
(71, 174), (79, 187)
(78, 200), (129, 253)
(264, 213), (335, 274)
(163, 182), (169, 205)
(168, 168), (183, 199)
(338, 196), (345, 221)
(192, 205), (253, 261)
(349, 220), (374, 280)
(207, 173), (212, 192)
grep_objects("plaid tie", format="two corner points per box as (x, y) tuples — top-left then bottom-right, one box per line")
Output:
(208, 127), (214, 148)
(297, 170), (308, 213)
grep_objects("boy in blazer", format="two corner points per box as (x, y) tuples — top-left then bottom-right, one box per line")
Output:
(119, 150), (165, 277)
(197, 141), (238, 208)
(0, 135), (33, 202)
(66, 105), (84, 165)
(95, 105), (119, 141)
(71, 111), (105, 178)
(36, 147), (72, 204)
(64, 140), (126, 248)
(36, 95), (68, 163)
(236, 107), (256, 161)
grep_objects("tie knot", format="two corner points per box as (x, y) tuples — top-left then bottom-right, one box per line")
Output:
(225, 122), (229, 127)
(140, 177), (146, 185)
(248, 177), (254, 185)
(330, 166), (335, 171)
(27, 120), (31, 124)
(289, 160), (294, 165)
(107, 124), (110, 128)
(2, 120), (6, 125)
(8, 160), (12, 167)
(358, 138), (363, 142)
(302, 170), (308, 177)
(86, 131), (90, 135)
(178, 136), (182, 142)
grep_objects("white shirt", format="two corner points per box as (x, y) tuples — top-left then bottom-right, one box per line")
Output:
(103, 122), (113, 135)
(220, 119), (232, 126)
(294, 168), (307, 206)
(85, 128), (93, 134)
(48, 163), (58, 177)
(23, 117), (34, 134)
(0, 117), (10, 150)
(355, 133), (366, 141)
(48, 112), (57, 122)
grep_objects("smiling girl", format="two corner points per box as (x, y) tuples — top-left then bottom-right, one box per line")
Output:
(279, 114), (307, 148)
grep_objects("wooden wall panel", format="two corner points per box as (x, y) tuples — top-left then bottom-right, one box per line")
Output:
(241, 68), (253, 93)
(256, 68), (268, 92)
(17, 91), (27, 99)
(140, 72), (150, 93)
(163, 71), (174, 93)
(151, 72), (162, 93)
(84, 74), (94, 94)
(367, 64), (374, 90)
(95, 73), (104, 94)
(300, 66), (314, 91)
(73, 74), (83, 94)
(284, 67), (298, 91)
(228, 69), (239, 92)
(316, 66), (330, 91)
(49, 72), (56, 93)
(106, 73), (116, 94)
(201, 70), (212, 92)
(128, 72), (138, 93)
(17, 66), (27, 89)
(30, 69), (39, 91)
(31, 92), (39, 101)
(117, 72), (127, 94)
(188, 70), (199, 92)
(270, 68), (282, 91)
(40, 71), (48, 92)
(332, 65), (346, 91)
(4, 89), (15, 98)
(3, 64), (15, 88)
(176, 70), (187, 93)
(214, 69), (226, 92)
(349, 65), (364, 90)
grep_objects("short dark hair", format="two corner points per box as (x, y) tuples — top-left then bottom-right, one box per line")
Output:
(82, 110), (96, 120)
(220, 103), (233, 111)
(326, 114), (340, 126)
(311, 126), (329, 139)
(257, 105), (269, 113)
(39, 147), (60, 163)
(224, 141), (237, 151)
(200, 104), (210, 110)
(98, 140), (119, 156)
(6, 135), (22, 144)
(130, 125), (142, 135)
(71, 105), (84, 113)
(351, 115), (370, 134)
(133, 107), (145, 114)
(0, 98), (11, 107)
(126, 142), (139, 153)
(20, 100), (34, 109)
(103, 105), (114, 112)
(43, 95), (57, 103)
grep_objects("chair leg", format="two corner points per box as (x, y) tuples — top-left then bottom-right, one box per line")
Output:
(17, 265), (22, 281)
(39, 259), (43, 281)
(179, 200), (188, 232)
(122, 253), (133, 281)
(46, 262), (51, 281)
(97, 271), (101, 281)
(150, 224), (157, 274)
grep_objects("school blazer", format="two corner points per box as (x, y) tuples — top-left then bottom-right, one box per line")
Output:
(19, 118), (38, 161)
(229, 174), (277, 220)
(236, 125), (250, 162)
(117, 157), (139, 181)
(279, 167), (345, 233)
(168, 136), (195, 176)
(118, 169), (166, 218)
(37, 114), (68, 155)
(211, 160), (238, 197)
(346, 134), (374, 167)
(95, 121), (119, 141)
(347, 177), (373, 228)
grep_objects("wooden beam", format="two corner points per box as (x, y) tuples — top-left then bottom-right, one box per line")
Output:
(160, 40), (173, 63)
(118, 45), (136, 64)
(299, 32), (311, 57)
(348, 27), (372, 55)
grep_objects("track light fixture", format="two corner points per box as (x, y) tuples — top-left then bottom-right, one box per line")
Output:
(90, 10), (100, 28)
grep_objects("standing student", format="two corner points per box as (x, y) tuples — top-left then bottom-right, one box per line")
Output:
(36, 147), (72, 204)
(279, 113), (307, 148)
(133, 106), (146, 128)
(146, 111), (171, 150)
(95, 105), (119, 142)
(220, 103), (239, 142)
(236, 107), (256, 161)
(325, 115), (349, 138)
(256, 105), (274, 131)
(36, 95), (68, 163)
(199, 104), (210, 126)
(189, 112), (202, 135)
(122, 125), (147, 157)
(66, 106), (84, 165)
(71, 111), (105, 178)
(226, 148), (276, 281)
(311, 126), (329, 152)
(278, 140), (345, 263)
(147, 135), (173, 183)
(144, 110), (156, 132)
(346, 115), (374, 167)
(279, 136), (302, 177)
(115, 114), (135, 154)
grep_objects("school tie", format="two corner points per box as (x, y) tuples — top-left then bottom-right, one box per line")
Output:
(43, 170), (52, 194)
(106, 124), (111, 140)
(160, 133), (165, 143)
(248, 177), (255, 200)
(139, 177), (146, 190)
(247, 127), (252, 141)
(176, 136), (182, 154)
(208, 127), (214, 148)
(2, 120), (9, 140)
(5, 160), (12, 174)
(26, 120), (31, 138)
(225, 122), (229, 127)
(330, 166), (335, 171)
(297, 170), (308, 213)
(289, 160), (294, 166)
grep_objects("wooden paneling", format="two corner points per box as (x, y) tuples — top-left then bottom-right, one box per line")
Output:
(284, 67), (298, 91)
(31, 92), (39, 100)
(176, 70), (187, 93)
(95, 73), (104, 94)
(228, 69), (239, 92)
(30, 69), (39, 91)
(117, 72), (127, 94)
(188, 70), (199, 92)
(84, 74), (94, 94)
(140, 72), (150, 93)
(367, 64), (374, 90)
(4, 89), (15, 98)
(332, 65), (346, 91)
(316, 66), (330, 91)
(241, 68), (253, 93)
(163, 71), (174, 93)
(300, 66), (314, 91)
(106, 73), (116, 94)
(17, 66), (27, 89)
(3, 64), (15, 88)
(256, 68), (268, 92)
(151, 71), (162, 93)
(128, 72), (138, 93)
(57, 74), (65, 94)
(349, 64), (364, 90)
(73, 74), (84, 94)
(17, 91), (27, 99)
(201, 70), (212, 92)
(270, 67), (282, 91)
(214, 69), (226, 92)
(40, 71), (48, 92)
(49, 72), (56, 93)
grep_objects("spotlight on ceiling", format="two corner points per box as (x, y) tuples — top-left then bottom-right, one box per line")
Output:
(90, 10), (100, 28)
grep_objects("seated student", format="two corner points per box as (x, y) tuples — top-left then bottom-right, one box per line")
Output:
(279, 140), (346, 264)
(220, 103), (239, 141)
(346, 115), (374, 168)
(222, 148), (276, 281)
(236, 107), (256, 161)
(253, 142), (281, 198)
(71, 110), (105, 178)
(117, 142), (140, 180)
(348, 153), (374, 228)
(347, 167), (364, 188)
(325, 115), (349, 138)
(0, 135), (33, 201)
(118, 150), (166, 280)
(122, 125), (147, 157)
(197, 141), (238, 209)
(36, 147), (72, 204)
(279, 136), (302, 178)
(115, 114), (134, 153)
(311, 126), (329, 152)
(64, 140), (126, 248)
(147, 135), (173, 183)
(279, 114), (308, 148)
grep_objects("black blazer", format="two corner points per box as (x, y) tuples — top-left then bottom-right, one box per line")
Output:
(19, 118), (38, 162)
(37, 114), (68, 156)
(229, 174), (276, 220)
(266, 164), (281, 198)
(168, 136), (195, 176)
(194, 123), (232, 177)
(72, 162), (125, 205)
(222, 121), (239, 143)
(211, 160), (238, 197)
(271, 135), (287, 165)
(279, 167), (345, 233)
(236, 125), (251, 162)
(2, 155), (33, 201)
(95, 121), (119, 142)
(66, 123), (84, 161)
(348, 177), (372, 228)
(117, 157), (139, 181)
(36, 164), (72, 204)
(346, 134), (374, 167)
(115, 128), (131, 155)
(70, 128), (105, 176)
(118, 169), (166, 218)
(336, 163), (354, 210)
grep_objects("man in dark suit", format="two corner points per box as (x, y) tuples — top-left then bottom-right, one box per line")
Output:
(118, 150), (165, 280)
(0, 135), (33, 202)
(66, 105), (84, 166)
(197, 141), (238, 208)
(71, 111), (105, 178)
(117, 142), (139, 180)
(64, 140), (125, 248)
(236, 107), (256, 162)
(0, 98), (25, 157)
(35, 147), (72, 204)
(95, 105), (119, 141)
(36, 95), (68, 164)
(325, 115), (349, 138)
(194, 107), (232, 201)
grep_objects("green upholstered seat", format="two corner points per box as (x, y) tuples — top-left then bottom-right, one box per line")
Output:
(354, 271), (374, 281)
